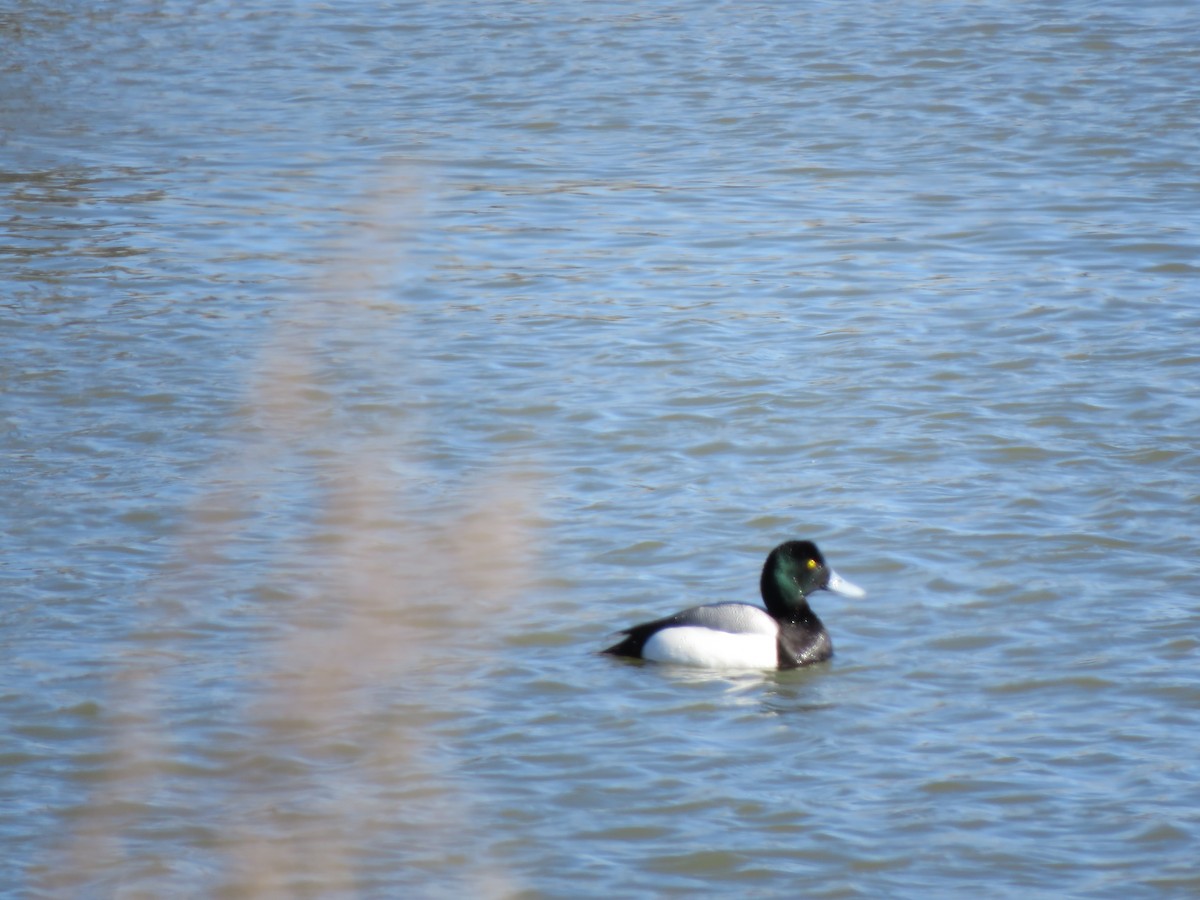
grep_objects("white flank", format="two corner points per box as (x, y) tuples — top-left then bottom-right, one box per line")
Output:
(642, 627), (778, 669)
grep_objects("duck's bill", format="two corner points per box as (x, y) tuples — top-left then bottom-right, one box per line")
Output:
(827, 570), (867, 599)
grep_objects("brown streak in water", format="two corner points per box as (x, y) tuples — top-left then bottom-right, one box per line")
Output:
(39, 174), (534, 897)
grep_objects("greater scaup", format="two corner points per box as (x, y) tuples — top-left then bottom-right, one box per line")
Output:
(603, 540), (865, 669)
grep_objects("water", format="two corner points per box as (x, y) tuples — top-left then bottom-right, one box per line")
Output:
(3, 1), (1199, 896)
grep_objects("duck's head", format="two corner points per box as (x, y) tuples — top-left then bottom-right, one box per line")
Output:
(760, 540), (866, 620)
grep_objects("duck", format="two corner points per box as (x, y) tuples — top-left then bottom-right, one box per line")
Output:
(603, 540), (865, 669)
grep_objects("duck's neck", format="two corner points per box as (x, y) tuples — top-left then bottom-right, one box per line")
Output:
(781, 602), (823, 628)
(761, 572), (822, 626)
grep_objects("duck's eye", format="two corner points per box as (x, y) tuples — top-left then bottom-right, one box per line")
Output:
(806, 559), (818, 570)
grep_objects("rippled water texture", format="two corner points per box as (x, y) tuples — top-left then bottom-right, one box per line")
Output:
(3, 1), (1199, 896)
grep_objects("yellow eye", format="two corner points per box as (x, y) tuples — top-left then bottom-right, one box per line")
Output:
(806, 559), (818, 570)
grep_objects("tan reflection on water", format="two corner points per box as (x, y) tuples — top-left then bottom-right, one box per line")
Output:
(42, 175), (535, 897)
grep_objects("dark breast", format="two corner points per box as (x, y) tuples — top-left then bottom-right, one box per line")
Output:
(776, 624), (832, 668)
